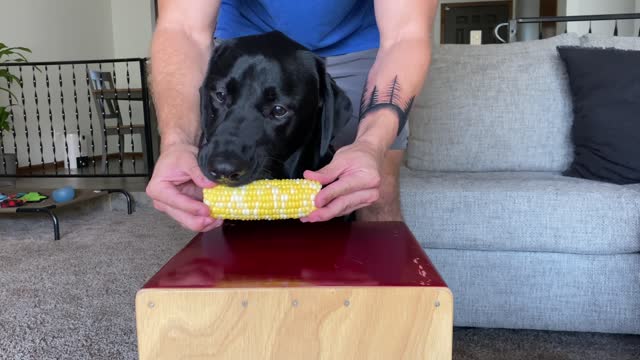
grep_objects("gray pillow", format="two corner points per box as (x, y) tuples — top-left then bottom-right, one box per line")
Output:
(407, 33), (580, 172)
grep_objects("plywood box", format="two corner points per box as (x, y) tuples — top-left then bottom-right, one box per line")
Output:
(136, 221), (453, 360)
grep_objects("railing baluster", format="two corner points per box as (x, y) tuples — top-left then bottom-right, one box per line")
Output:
(0, 124), (6, 175)
(140, 59), (154, 174)
(72, 64), (82, 166)
(44, 65), (58, 175)
(7, 66), (18, 174)
(58, 64), (70, 173)
(0, 136), (6, 175)
(98, 63), (108, 174)
(111, 61), (123, 172)
(32, 65), (45, 171)
(125, 61), (135, 173)
(18, 67), (32, 171)
(613, 20), (618, 36)
(85, 64), (97, 172)
(538, 23), (542, 40)
(98, 63), (109, 173)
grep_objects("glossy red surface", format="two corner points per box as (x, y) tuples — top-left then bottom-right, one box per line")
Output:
(143, 221), (447, 289)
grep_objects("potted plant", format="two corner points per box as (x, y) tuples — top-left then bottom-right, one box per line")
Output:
(0, 43), (31, 175)
(1, 43), (31, 131)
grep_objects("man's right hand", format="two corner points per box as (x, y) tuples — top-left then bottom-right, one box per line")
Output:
(146, 143), (222, 232)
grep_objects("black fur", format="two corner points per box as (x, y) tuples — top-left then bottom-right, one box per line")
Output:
(197, 31), (352, 186)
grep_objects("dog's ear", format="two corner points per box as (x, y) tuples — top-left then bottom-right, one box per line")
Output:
(315, 57), (353, 158)
(199, 41), (232, 141)
(199, 85), (213, 141)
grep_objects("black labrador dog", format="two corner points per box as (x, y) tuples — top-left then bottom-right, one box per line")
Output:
(197, 31), (353, 187)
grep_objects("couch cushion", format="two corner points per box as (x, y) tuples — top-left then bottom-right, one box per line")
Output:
(399, 167), (640, 255)
(407, 33), (579, 172)
(580, 34), (640, 50)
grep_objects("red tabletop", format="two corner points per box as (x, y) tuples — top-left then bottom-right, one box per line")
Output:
(143, 221), (447, 289)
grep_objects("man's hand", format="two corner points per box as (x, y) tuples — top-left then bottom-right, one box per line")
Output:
(301, 140), (384, 222)
(146, 143), (222, 232)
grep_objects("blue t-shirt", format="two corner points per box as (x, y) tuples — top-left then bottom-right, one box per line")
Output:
(214, 0), (380, 57)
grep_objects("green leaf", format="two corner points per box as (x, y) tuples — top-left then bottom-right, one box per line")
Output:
(0, 86), (18, 102)
(0, 106), (9, 119)
(0, 46), (31, 62)
(0, 69), (20, 85)
(0, 106), (10, 132)
(10, 46), (31, 53)
(0, 51), (28, 63)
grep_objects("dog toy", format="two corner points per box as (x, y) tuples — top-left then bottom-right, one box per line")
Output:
(1, 199), (25, 208)
(203, 179), (321, 220)
(52, 186), (76, 203)
(9, 192), (26, 199)
(19, 192), (48, 203)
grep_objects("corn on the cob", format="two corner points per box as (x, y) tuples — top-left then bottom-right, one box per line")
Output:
(202, 179), (321, 220)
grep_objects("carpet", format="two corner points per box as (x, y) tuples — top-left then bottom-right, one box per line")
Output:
(1, 207), (638, 359)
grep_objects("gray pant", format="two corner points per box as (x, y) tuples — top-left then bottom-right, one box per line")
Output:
(325, 48), (409, 150)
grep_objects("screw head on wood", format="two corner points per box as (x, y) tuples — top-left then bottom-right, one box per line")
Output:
(241, 300), (248, 308)
(434, 300), (441, 308)
(148, 302), (155, 309)
(344, 300), (351, 307)
(292, 299), (299, 307)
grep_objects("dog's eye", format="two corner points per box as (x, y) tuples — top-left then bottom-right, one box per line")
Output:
(271, 105), (288, 118)
(214, 91), (226, 103)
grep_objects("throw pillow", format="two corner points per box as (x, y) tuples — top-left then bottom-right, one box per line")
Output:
(557, 46), (640, 185)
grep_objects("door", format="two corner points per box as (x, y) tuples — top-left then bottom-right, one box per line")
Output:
(441, 1), (512, 44)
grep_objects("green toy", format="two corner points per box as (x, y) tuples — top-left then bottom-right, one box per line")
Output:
(18, 192), (49, 203)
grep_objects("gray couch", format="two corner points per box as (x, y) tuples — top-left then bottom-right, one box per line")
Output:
(400, 33), (640, 335)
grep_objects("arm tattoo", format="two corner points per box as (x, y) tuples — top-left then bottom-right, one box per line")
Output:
(359, 75), (415, 135)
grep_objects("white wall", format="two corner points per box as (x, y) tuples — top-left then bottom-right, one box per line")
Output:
(566, 0), (637, 36)
(0, 0), (154, 167)
(110, 0), (153, 58)
(109, 0), (155, 155)
(557, 0), (568, 33)
(434, 0), (518, 45)
(0, 0), (114, 62)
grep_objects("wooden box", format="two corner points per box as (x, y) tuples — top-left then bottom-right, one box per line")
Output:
(136, 221), (453, 359)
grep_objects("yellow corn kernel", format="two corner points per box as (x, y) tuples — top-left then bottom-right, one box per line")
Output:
(202, 179), (321, 220)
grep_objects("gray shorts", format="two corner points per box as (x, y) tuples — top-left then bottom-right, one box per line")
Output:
(325, 48), (409, 150)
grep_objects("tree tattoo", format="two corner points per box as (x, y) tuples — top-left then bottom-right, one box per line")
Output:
(359, 75), (415, 135)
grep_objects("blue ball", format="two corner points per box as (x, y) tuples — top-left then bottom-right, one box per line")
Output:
(52, 186), (75, 203)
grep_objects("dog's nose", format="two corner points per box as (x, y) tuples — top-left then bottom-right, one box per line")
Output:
(208, 157), (249, 184)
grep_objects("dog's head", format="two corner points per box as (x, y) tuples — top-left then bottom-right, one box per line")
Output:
(197, 31), (352, 186)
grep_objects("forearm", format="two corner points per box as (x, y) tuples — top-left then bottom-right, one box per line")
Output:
(150, 28), (213, 149)
(355, 37), (432, 152)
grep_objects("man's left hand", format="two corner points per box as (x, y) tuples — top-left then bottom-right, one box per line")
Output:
(301, 140), (384, 222)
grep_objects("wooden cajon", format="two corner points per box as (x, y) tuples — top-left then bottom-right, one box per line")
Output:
(136, 221), (453, 359)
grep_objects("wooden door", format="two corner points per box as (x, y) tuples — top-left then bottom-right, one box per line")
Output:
(442, 1), (512, 44)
